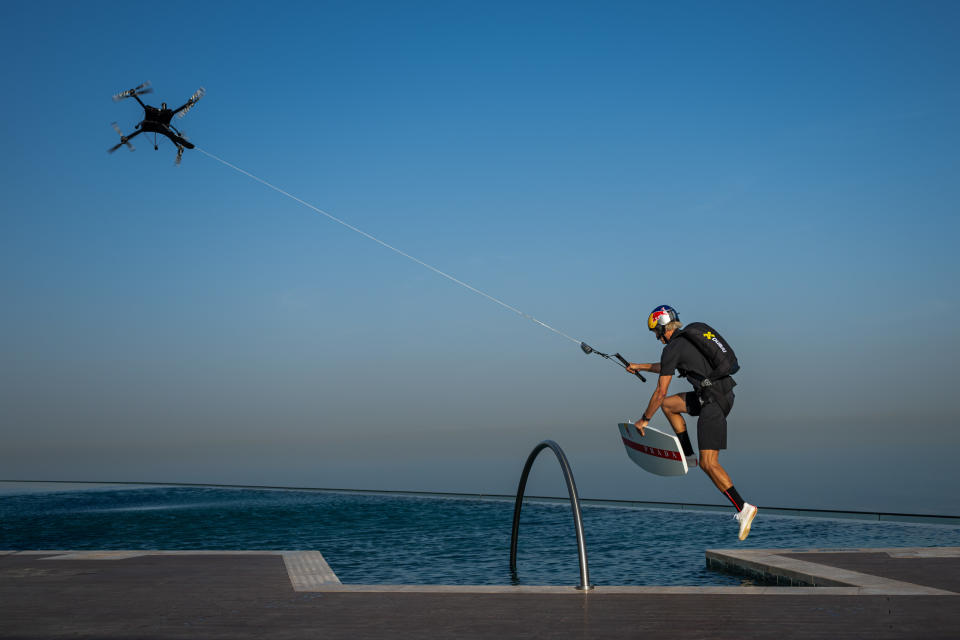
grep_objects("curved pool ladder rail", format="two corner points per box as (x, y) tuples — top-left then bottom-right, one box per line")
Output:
(509, 439), (593, 591)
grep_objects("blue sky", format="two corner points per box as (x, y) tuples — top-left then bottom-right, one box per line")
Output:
(2, 1), (958, 515)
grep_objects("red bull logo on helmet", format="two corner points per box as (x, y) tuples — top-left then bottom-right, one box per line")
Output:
(648, 305), (677, 330)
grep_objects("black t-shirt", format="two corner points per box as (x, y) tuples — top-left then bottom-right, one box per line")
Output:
(659, 331), (711, 392)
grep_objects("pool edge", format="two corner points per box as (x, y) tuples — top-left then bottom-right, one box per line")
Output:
(9, 548), (958, 596)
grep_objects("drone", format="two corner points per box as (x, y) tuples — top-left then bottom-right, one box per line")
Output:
(108, 82), (205, 165)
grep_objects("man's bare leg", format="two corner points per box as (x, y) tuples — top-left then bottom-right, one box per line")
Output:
(699, 449), (733, 491)
(660, 393), (698, 465)
(660, 393), (689, 435)
(702, 448), (757, 538)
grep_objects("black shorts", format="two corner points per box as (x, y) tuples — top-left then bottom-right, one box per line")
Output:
(684, 390), (734, 451)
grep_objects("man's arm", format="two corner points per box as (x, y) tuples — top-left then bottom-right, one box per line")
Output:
(627, 362), (661, 375)
(633, 374), (672, 434)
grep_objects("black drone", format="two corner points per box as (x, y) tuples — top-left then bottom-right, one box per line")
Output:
(108, 82), (205, 165)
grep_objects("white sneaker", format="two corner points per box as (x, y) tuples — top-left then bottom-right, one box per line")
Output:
(734, 503), (757, 540)
(685, 454), (698, 469)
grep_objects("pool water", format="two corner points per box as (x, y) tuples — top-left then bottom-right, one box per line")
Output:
(1, 486), (957, 586)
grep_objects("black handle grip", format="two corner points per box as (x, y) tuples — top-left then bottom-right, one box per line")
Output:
(614, 353), (646, 382)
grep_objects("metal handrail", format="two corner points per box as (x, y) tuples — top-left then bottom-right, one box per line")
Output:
(509, 440), (593, 591)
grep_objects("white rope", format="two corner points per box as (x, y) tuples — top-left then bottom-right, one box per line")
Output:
(196, 147), (581, 346)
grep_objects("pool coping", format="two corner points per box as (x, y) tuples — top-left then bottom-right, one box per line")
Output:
(705, 547), (959, 595)
(8, 547), (957, 596)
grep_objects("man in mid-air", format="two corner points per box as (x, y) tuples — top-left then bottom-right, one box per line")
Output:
(625, 305), (757, 540)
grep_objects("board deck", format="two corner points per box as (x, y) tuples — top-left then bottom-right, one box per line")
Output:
(617, 422), (689, 476)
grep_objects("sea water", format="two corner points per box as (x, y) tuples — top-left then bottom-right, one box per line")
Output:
(1, 485), (957, 586)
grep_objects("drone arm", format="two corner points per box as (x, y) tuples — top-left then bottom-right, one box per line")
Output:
(132, 93), (147, 109)
(171, 99), (195, 115)
(172, 89), (204, 117)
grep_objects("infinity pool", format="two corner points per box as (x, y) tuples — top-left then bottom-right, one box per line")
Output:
(2, 486), (957, 586)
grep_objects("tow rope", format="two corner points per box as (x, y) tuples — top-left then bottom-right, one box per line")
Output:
(196, 147), (646, 384)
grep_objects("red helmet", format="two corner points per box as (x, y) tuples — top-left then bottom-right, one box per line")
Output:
(647, 305), (679, 339)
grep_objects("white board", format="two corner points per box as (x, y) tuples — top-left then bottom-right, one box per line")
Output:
(617, 423), (689, 476)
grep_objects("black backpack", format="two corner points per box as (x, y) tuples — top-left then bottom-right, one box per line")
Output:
(675, 322), (740, 386)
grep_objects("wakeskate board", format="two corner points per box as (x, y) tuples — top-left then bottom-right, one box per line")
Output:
(618, 422), (690, 476)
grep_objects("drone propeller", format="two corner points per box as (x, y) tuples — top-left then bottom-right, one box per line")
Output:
(107, 122), (134, 153)
(112, 81), (153, 102)
(177, 87), (205, 118)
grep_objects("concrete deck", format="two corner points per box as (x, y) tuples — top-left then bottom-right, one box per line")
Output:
(2, 548), (958, 638)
